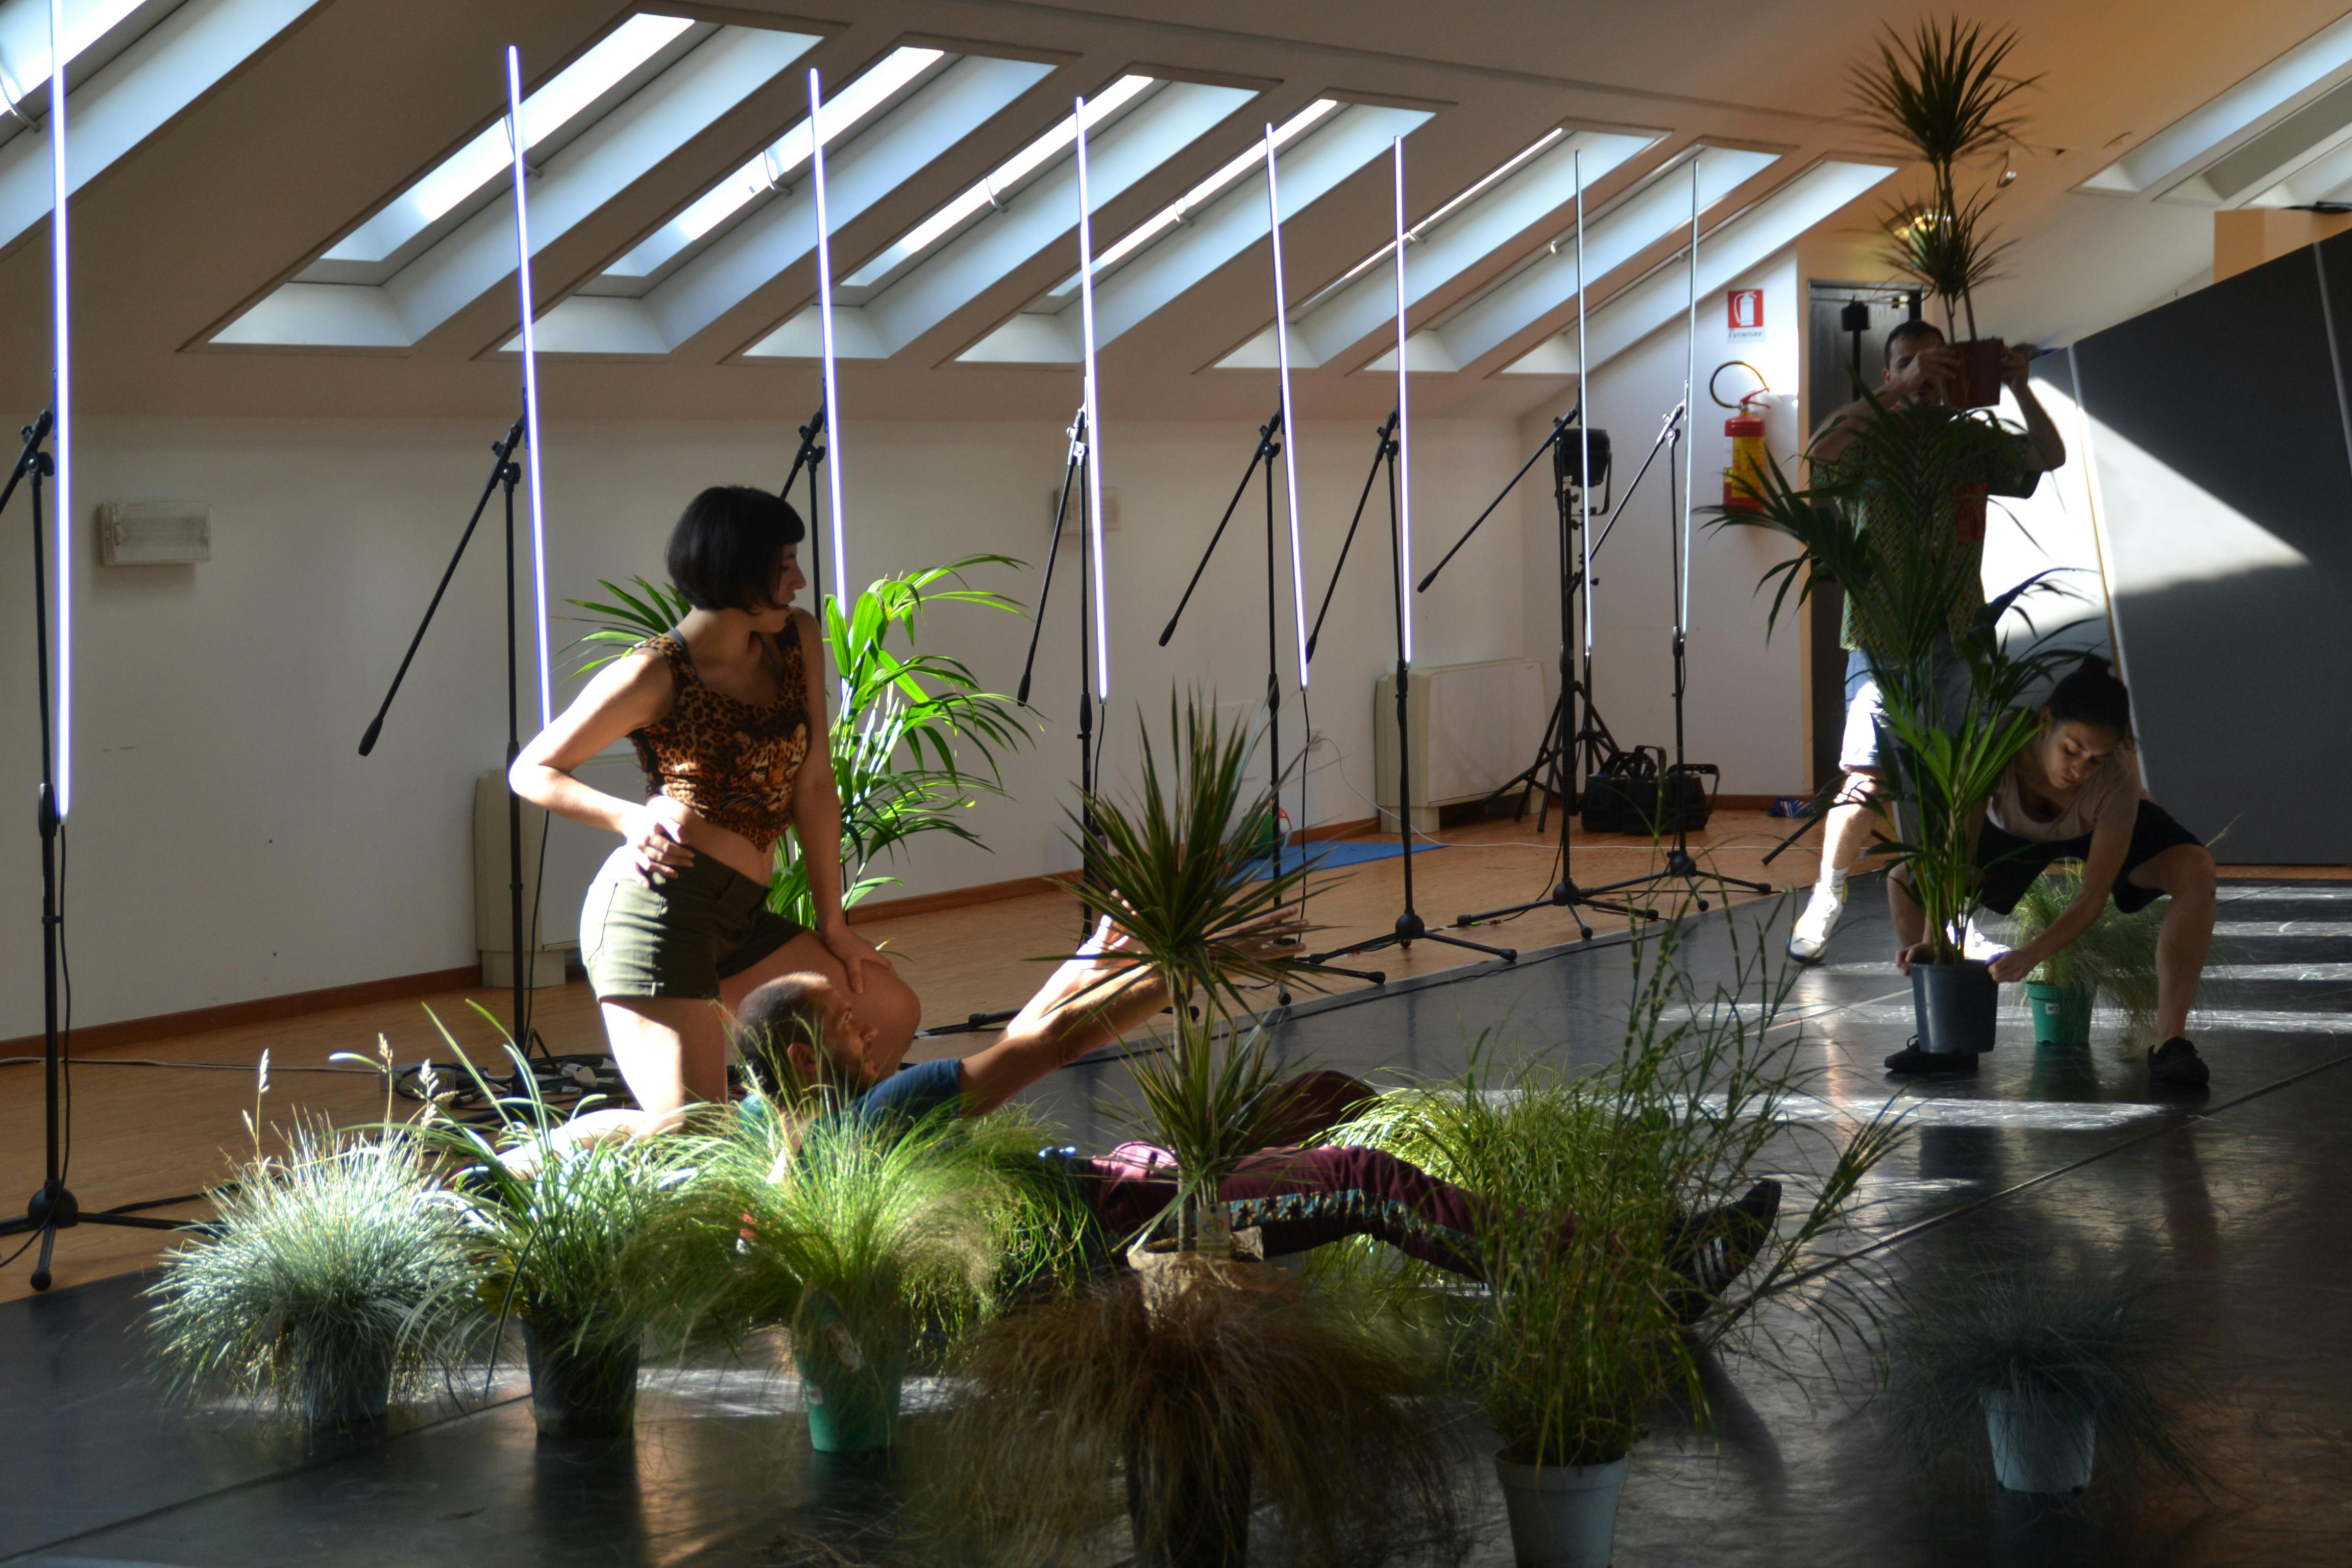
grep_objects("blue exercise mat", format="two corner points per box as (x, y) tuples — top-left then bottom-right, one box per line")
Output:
(1245, 838), (1442, 880)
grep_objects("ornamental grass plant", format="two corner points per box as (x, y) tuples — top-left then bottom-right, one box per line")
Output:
(2006, 862), (2165, 1049)
(1326, 916), (1902, 1469)
(145, 1047), (475, 1424)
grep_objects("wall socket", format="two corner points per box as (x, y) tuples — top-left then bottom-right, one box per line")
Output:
(1049, 485), (1120, 536)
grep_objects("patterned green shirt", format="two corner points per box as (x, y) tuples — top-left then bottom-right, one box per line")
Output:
(1835, 434), (2043, 662)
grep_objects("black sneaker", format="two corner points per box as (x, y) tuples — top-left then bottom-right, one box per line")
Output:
(2148, 1037), (2210, 1091)
(1666, 1180), (1782, 1325)
(1884, 1039), (1979, 1076)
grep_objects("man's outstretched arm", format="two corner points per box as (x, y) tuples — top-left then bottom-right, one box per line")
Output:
(957, 920), (1169, 1115)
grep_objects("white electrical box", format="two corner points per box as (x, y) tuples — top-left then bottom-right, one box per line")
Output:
(97, 502), (210, 566)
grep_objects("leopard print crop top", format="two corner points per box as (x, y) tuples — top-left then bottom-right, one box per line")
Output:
(629, 630), (812, 849)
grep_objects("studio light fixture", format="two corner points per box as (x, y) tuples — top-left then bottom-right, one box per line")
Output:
(1266, 124), (1310, 689)
(505, 45), (553, 728)
(49, 0), (69, 816)
(810, 65), (850, 693)
(1393, 134), (1413, 666)
(1074, 94), (1109, 700)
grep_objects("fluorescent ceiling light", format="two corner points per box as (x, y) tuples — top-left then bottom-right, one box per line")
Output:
(603, 44), (941, 280)
(1044, 96), (1339, 301)
(325, 13), (694, 265)
(0, 0), (148, 101)
(1300, 127), (1564, 314)
(845, 72), (1153, 289)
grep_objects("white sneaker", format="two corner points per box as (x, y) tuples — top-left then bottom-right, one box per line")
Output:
(1788, 880), (1846, 962)
(1962, 914), (2009, 964)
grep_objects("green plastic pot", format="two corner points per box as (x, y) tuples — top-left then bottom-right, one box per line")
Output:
(2025, 982), (2094, 1048)
(799, 1350), (906, 1454)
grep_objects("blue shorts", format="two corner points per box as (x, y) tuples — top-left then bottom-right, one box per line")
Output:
(1839, 647), (1972, 774)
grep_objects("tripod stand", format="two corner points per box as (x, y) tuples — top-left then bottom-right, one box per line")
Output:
(358, 416), (558, 1064)
(780, 401), (827, 594)
(2, 413), (185, 1289)
(1307, 413), (1516, 971)
(1420, 411), (1658, 938)
(1162, 410), (1383, 991)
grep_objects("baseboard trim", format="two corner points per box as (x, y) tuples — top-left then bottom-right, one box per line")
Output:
(0, 965), (486, 1059)
(848, 818), (1386, 925)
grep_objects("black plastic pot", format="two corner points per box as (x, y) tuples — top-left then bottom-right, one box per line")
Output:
(298, 1344), (393, 1428)
(1913, 959), (1997, 1056)
(524, 1324), (640, 1440)
(1126, 1435), (1251, 1568)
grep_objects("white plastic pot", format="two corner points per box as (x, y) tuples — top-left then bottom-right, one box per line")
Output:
(1985, 1390), (2096, 1494)
(1494, 1452), (1627, 1567)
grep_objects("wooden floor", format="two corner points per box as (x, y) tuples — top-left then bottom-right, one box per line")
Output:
(3, 805), (2341, 1304)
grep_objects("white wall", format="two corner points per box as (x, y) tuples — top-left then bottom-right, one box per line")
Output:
(1517, 248), (1808, 797)
(0, 414), (1531, 1034)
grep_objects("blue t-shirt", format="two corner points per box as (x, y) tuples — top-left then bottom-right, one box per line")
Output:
(843, 1055), (965, 1125)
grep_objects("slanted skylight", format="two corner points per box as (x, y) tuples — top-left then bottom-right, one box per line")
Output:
(1042, 96), (1341, 302)
(2082, 12), (2352, 203)
(318, 13), (701, 271)
(842, 72), (1156, 294)
(601, 45), (946, 284)
(1216, 125), (1661, 371)
(0, 0), (325, 249)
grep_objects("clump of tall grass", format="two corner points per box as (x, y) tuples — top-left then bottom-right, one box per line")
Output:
(145, 1047), (475, 1423)
(2006, 861), (2165, 1050)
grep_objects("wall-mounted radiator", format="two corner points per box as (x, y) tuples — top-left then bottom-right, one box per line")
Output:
(1372, 658), (1546, 833)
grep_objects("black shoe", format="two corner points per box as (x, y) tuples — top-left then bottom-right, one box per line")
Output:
(1666, 1180), (1782, 1325)
(2148, 1037), (2210, 1091)
(1884, 1039), (1979, 1076)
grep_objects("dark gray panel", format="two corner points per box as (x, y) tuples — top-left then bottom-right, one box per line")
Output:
(2072, 246), (2352, 864)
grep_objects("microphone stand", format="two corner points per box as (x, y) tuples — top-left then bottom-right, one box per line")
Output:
(1307, 413), (1516, 971)
(1418, 405), (1655, 937)
(1161, 410), (1382, 993)
(2, 411), (187, 1290)
(1016, 406), (1108, 945)
(780, 402), (826, 594)
(356, 416), (554, 1072)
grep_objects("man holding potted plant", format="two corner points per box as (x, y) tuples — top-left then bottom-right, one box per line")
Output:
(1786, 318), (2067, 969)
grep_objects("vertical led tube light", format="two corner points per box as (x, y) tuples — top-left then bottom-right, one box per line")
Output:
(48, 0), (70, 816)
(506, 46), (553, 728)
(811, 67), (850, 678)
(1073, 96), (1109, 699)
(1576, 148), (1591, 661)
(1392, 136), (1412, 665)
(1266, 127), (1310, 688)
(1680, 156), (1698, 636)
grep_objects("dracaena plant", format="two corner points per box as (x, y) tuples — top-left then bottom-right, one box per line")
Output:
(1852, 17), (2038, 339)
(1067, 695), (1324, 1250)
(1712, 397), (2078, 962)
(567, 556), (1030, 925)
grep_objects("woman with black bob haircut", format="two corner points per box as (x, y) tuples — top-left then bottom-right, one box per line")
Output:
(512, 484), (920, 1137)
(1887, 655), (2218, 1090)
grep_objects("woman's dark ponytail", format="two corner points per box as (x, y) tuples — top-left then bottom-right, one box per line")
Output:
(2046, 654), (2133, 743)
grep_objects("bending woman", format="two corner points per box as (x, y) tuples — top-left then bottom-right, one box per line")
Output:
(511, 485), (920, 1131)
(1888, 656), (2216, 1088)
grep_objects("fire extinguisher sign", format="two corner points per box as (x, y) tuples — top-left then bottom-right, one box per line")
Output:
(1727, 288), (1766, 342)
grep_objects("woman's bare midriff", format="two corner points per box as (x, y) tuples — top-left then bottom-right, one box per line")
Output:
(672, 808), (777, 887)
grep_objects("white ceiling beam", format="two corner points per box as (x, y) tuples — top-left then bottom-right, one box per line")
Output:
(957, 101), (1430, 364)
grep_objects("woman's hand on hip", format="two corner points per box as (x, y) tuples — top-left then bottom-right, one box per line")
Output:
(623, 797), (700, 884)
(819, 919), (889, 993)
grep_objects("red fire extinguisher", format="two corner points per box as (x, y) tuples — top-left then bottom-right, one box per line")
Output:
(1724, 393), (1769, 512)
(1711, 360), (1771, 511)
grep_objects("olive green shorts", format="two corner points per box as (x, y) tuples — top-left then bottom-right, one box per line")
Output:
(580, 847), (805, 1001)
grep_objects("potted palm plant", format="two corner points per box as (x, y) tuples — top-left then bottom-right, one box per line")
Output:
(2005, 863), (2165, 1050)
(418, 1031), (693, 1440)
(1852, 18), (2040, 406)
(145, 1049), (476, 1427)
(928, 697), (1464, 1568)
(1716, 399), (2076, 1055)
(1892, 1261), (2205, 1497)
(569, 556), (1030, 924)
(1329, 920), (1899, 1567)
